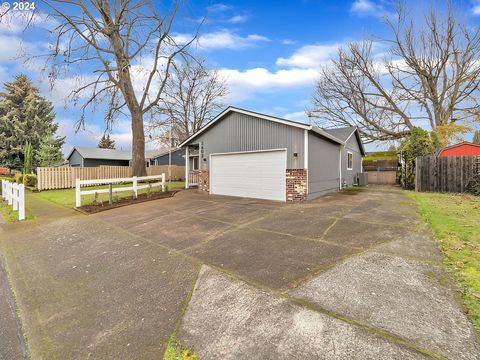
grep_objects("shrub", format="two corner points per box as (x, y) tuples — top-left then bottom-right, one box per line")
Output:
(23, 174), (37, 187)
(15, 173), (23, 184)
(466, 174), (480, 196)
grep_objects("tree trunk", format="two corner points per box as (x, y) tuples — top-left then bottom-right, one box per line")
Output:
(131, 109), (146, 176)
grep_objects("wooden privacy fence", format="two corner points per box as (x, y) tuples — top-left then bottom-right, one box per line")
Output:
(415, 155), (480, 193)
(37, 165), (185, 191)
(367, 171), (397, 185)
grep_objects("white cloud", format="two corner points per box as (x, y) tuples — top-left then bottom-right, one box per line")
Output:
(207, 3), (232, 13)
(473, 1), (480, 15)
(276, 44), (340, 68)
(281, 39), (296, 45)
(228, 14), (249, 23)
(0, 11), (58, 34)
(350, 0), (391, 18)
(219, 67), (318, 101)
(173, 30), (269, 50)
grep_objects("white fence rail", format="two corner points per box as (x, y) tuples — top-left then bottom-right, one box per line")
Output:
(1, 180), (25, 220)
(75, 174), (166, 208)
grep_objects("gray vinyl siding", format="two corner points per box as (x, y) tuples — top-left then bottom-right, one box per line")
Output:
(193, 112), (305, 169)
(341, 133), (363, 186)
(83, 158), (130, 167)
(151, 148), (185, 166)
(307, 132), (341, 199)
(68, 150), (83, 167)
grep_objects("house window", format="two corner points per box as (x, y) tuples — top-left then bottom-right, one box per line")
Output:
(347, 152), (353, 170)
(192, 157), (199, 170)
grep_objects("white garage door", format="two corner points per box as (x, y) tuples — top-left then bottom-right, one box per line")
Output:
(210, 149), (286, 201)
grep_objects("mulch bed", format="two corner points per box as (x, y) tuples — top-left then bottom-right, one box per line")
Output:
(77, 190), (179, 214)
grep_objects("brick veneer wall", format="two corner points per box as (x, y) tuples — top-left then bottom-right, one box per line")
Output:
(286, 169), (308, 202)
(198, 170), (209, 192)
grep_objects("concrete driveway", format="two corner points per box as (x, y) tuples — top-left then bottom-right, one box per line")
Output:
(0, 187), (478, 359)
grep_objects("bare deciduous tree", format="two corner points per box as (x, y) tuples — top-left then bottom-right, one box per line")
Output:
(312, 2), (480, 143)
(148, 59), (228, 145)
(42, 0), (197, 175)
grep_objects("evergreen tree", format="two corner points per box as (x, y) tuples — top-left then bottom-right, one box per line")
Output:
(97, 134), (116, 149)
(0, 75), (65, 169)
(473, 130), (480, 145)
(23, 141), (33, 174)
(36, 133), (63, 167)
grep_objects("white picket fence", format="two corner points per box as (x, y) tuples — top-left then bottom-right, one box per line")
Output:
(75, 174), (166, 208)
(1, 180), (25, 220)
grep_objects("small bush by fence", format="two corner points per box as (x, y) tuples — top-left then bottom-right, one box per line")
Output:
(415, 155), (480, 193)
(37, 165), (185, 191)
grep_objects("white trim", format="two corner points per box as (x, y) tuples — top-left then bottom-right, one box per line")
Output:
(347, 151), (353, 170)
(339, 146), (342, 189)
(185, 146), (189, 189)
(304, 129), (309, 169)
(344, 129), (356, 142)
(310, 127), (345, 145)
(179, 107), (313, 147)
(209, 148), (288, 157)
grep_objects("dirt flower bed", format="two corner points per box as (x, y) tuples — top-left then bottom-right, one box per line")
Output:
(78, 190), (179, 214)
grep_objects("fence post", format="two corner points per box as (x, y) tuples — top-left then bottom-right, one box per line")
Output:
(7, 182), (13, 205)
(415, 158), (419, 192)
(12, 183), (18, 211)
(75, 178), (81, 208)
(18, 184), (25, 221)
(1, 180), (4, 200)
(133, 176), (138, 198)
(161, 173), (166, 192)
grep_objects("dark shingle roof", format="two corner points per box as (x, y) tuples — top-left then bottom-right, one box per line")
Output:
(67, 147), (169, 161)
(322, 126), (357, 142)
(323, 126), (366, 155)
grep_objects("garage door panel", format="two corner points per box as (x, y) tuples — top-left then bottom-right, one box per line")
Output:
(210, 150), (286, 202)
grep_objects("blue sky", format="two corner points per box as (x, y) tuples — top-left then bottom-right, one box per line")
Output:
(0, 0), (479, 154)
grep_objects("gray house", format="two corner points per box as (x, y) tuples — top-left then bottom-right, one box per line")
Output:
(66, 147), (180, 167)
(324, 127), (365, 187)
(179, 107), (365, 202)
(148, 148), (185, 166)
(67, 147), (131, 167)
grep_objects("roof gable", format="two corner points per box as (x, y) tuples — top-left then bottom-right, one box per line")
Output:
(438, 141), (480, 155)
(179, 106), (345, 147)
(324, 126), (366, 155)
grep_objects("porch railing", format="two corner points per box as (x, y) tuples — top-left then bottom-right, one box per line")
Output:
(188, 170), (199, 186)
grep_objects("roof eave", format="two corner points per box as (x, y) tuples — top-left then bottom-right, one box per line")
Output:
(179, 106), (311, 147)
(309, 127), (345, 145)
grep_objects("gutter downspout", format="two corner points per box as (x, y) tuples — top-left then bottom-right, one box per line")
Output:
(185, 146), (189, 189)
(339, 145), (342, 189)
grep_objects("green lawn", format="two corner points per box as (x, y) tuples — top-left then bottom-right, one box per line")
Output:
(36, 181), (185, 208)
(409, 191), (480, 333)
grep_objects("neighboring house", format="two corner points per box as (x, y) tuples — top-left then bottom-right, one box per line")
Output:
(66, 147), (180, 167)
(148, 148), (185, 166)
(179, 107), (365, 202)
(67, 147), (131, 167)
(438, 142), (480, 157)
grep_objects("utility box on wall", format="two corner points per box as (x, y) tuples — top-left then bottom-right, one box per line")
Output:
(357, 173), (368, 186)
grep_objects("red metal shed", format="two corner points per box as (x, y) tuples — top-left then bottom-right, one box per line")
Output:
(438, 142), (480, 157)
